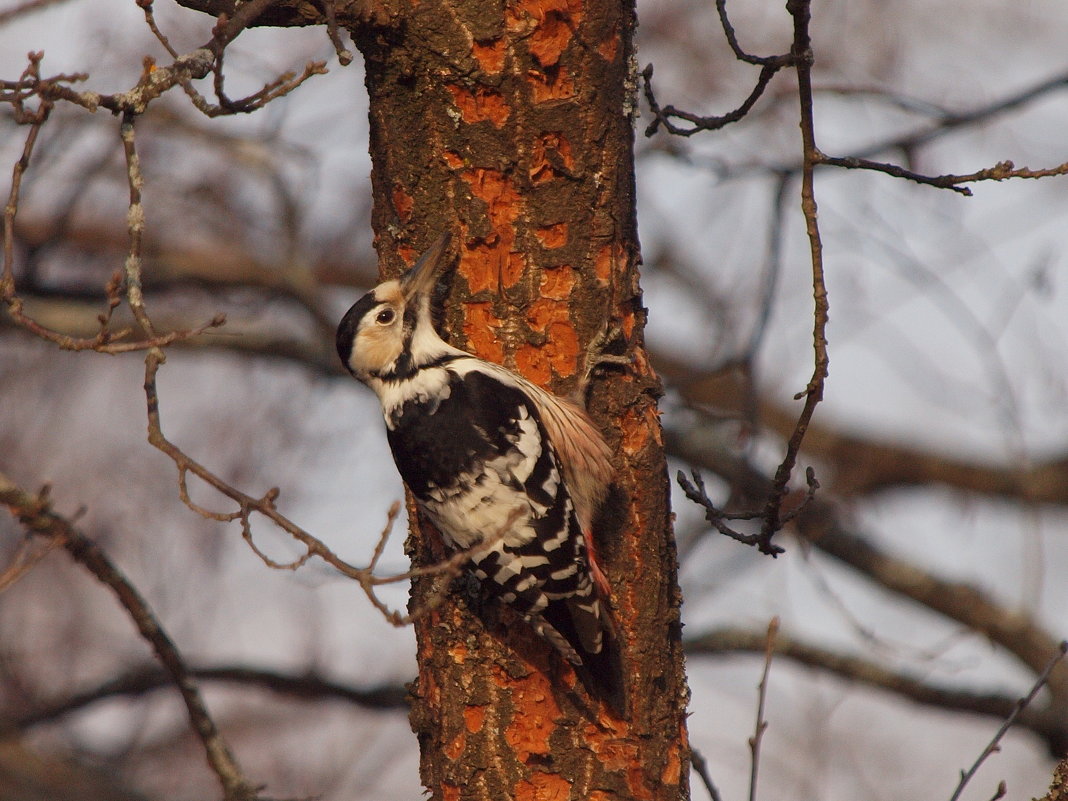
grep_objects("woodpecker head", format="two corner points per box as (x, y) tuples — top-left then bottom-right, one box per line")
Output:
(336, 233), (454, 383)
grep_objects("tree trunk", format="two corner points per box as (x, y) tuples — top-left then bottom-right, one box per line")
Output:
(176, 0), (691, 796)
(348, 2), (689, 798)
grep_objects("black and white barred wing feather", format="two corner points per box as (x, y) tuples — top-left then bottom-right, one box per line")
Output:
(386, 363), (616, 665)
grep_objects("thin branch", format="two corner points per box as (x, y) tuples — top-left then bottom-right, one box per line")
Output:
(754, 0), (828, 554)
(317, 0), (354, 66)
(685, 627), (1068, 754)
(0, 0), (73, 25)
(0, 532), (60, 592)
(748, 617), (778, 801)
(0, 473), (257, 801)
(714, 0), (784, 66)
(691, 748), (724, 801)
(2, 104), (47, 303)
(2, 60), (226, 353)
(814, 154), (1068, 196)
(654, 0), (827, 554)
(828, 69), (1068, 173)
(642, 0), (799, 137)
(142, 345), (518, 627)
(643, 61), (787, 138)
(949, 642), (1068, 801)
(10, 663), (409, 732)
(667, 428), (1068, 712)
(734, 69), (1068, 192)
(140, 0), (183, 60)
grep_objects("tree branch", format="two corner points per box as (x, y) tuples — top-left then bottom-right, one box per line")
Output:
(655, 353), (1068, 505)
(0, 472), (258, 801)
(950, 642), (1068, 801)
(664, 426), (1068, 709)
(686, 627), (1068, 754)
(8, 663), (408, 733)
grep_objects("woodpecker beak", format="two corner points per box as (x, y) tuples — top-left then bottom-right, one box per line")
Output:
(401, 232), (452, 302)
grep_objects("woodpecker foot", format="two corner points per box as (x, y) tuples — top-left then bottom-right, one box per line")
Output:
(575, 322), (631, 404)
(452, 569), (486, 616)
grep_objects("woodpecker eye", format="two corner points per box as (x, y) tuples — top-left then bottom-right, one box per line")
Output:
(375, 308), (396, 325)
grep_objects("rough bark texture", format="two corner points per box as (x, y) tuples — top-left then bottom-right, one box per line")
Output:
(346, 1), (689, 799)
(1039, 755), (1068, 801)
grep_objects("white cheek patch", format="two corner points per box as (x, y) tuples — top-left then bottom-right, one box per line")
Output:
(351, 325), (402, 376)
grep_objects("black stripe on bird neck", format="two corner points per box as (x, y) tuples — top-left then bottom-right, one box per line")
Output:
(375, 351), (465, 383)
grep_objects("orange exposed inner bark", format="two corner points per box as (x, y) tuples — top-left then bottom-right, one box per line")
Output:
(444, 729), (466, 760)
(514, 770), (572, 801)
(462, 301), (506, 364)
(660, 741), (681, 784)
(472, 38), (507, 73)
(530, 132), (574, 184)
(597, 30), (618, 62)
(528, 66), (576, 103)
(391, 183), (414, 221)
(446, 84), (511, 128)
(397, 243), (417, 266)
(620, 406), (655, 456)
(537, 264), (574, 298)
(534, 222), (569, 249)
(503, 668), (558, 761)
(523, 287), (579, 380)
(579, 722), (657, 800)
(464, 704), (487, 733)
(509, 0), (583, 67)
(458, 169), (526, 294)
(594, 243), (614, 281)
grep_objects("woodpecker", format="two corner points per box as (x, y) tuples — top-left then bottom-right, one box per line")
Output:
(336, 233), (624, 713)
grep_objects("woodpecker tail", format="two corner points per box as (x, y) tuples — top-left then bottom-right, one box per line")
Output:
(540, 599), (629, 719)
(573, 625), (629, 719)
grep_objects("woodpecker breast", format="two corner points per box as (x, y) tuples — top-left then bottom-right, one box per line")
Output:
(336, 234), (624, 713)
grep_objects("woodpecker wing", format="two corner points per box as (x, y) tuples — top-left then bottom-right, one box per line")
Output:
(380, 359), (623, 705)
(473, 362), (615, 532)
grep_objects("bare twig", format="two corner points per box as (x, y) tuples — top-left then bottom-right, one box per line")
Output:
(748, 617), (778, 801)
(2, 58), (226, 352)
(651, 0), (827, 554)
(727, 70), (1068, 193)
(142, 345), (519, 626)
(139, 0), (182, 59)
(949, 642), (1068, 801)
(642, 0), (799, 137)
(0, 473), (258, 801)
(675, 465), (818, 555)
(318, 0), (354, 66)
(0, 533), (60, 592)
(714, 0), (783, 66)
(676, 469), (783, 553)
(643, 61), (787, 138)
(754, 0), (828, 554)
(685, 627), (1068, 753)
(814, 154), (1068, 196)
(668, 426), (1068, 749)
(11, 663), (408, 732)
(691, 748), (724, 801)
(0, 0), (74, 25)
